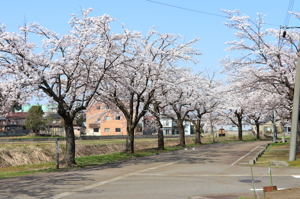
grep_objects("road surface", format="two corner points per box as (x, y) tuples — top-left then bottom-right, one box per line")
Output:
(0, 141), (299, 199)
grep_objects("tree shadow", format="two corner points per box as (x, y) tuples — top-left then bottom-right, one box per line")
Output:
(0, 141), (252, 198)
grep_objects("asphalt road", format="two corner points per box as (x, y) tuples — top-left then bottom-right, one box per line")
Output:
(0, 141), (299, 199)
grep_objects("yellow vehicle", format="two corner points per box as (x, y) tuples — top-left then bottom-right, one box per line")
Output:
(218, 128), (225, 137)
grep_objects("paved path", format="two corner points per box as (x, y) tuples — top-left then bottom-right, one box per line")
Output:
(0, 141), (299, 199)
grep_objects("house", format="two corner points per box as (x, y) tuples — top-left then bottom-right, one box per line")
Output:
(43, 112), (65, 136)
(86, 103), (127, 136)
(143, 116), (157, 135)
(43, 108), (83, 137)
(257, 121), (289, 135)
(160, 116), (193, 135)
(142, 115), (194, 136)
(0, 112), (29, 134)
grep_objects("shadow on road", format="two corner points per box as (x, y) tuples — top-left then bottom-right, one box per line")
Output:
(0, 142), (260, 198)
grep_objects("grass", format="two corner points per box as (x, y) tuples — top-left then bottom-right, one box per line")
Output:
(256, 141), (300, 167)
(0, 144), (190, 179)
(288, 159), (300, 167)
(0, 135), (64, 140)
(204, 134), (258, 144)
(0, 162), (56, 178)
(0, 135), (265, 179)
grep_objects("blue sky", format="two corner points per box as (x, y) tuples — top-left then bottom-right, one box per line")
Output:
(0, 0), (299, 77)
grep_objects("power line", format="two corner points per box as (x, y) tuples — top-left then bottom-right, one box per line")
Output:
(145, 0), (227, 18)
(283, 0), (295, 26)
(146, 0), (281, 27)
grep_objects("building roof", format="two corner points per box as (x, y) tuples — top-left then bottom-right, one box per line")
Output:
(6, 112), (27, 119)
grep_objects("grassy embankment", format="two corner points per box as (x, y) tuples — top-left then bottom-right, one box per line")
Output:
(0, 144), (187, 179)
(0, 134), (258, 179)
(255, 141), (300, 167)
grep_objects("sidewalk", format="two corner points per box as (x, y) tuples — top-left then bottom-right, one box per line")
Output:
(194, 187), (300, 199)
(237, 142), (270, 166)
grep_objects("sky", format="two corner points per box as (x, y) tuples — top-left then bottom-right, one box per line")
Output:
(0, 0), (299, 78)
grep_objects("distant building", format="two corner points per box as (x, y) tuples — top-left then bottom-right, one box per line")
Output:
(0, 112), (29, 134)
(86, 103), (127, 136)
(143, 115), (193, 135)
(257, 121), (290, 135)
(160, 116), (193, 135)
(14, 103), (50, 113)
(43, 112), (65, 136)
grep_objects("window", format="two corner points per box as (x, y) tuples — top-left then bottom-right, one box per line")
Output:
(104, 128), (110, 132)
(96, 106), (101, 110)
(115, 128), (121, 132)
(93, 128), (99, 132)
(115, 116), (121, 120)
(104, 116), (111, 120)
(103, 104), (109, 110)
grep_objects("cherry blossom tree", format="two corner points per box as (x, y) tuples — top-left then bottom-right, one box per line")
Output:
(149, 90), (169, 150)
(188, 74), (220, 144)
(0, 83), (25, 114)
(220, 81), (249, 141)
(161, 69), (197, 147)
(223, 9), (299, 118)
(0, 9), (129, 166)
(243, 89), (276, 139)
(97, 32), (199, 153)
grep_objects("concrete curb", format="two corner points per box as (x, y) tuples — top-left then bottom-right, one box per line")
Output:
(249, 143), (270, 165)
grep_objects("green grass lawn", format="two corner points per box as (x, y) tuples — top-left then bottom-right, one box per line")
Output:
(256, 142), (300, 167)
(0, 135), (64, 140)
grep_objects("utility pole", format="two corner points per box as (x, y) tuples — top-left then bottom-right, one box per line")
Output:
(289, 50), (300, 161)
(283, 26), (300, 161)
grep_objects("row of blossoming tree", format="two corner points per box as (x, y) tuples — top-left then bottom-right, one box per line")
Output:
(221, 10), (300, 146)
(0, 9), (210, 166)
(1, 9), (299, 167)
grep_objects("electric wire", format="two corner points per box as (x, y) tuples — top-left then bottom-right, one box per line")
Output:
(283, 0), (295, 27)
(145, 0), (281, 27)
(145, 0), (227, 18)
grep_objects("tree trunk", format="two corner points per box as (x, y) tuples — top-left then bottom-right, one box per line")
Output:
(195, 120), (202, 144)
(273, 124), (278, 142)
(64, 117), (76, 167)
(177, 119), (185, 147)
(126, 125), (135, 153)
(157, 127), (164, 150)
(255, 122), (260, 140)
(209, 113), (215, 143)
(237, 116), (243, 141)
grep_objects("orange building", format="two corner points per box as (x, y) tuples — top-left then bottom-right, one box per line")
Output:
(86, 103), (127, 136)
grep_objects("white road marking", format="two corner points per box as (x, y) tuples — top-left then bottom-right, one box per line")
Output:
(230, 145), (262, 167)
(250, 188), (286, 191)
(292, 175), (300, 178)
(134, 173), (300, 177)
(52, 192), (73, 199)
(52, 161), (179, 199)
(190, 196), (213, 199)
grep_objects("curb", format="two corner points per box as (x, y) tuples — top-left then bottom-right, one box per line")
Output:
(249, 143), (270, 165)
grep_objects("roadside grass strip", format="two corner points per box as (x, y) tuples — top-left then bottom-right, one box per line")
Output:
(0, 145), (187, 179)
(256, 142), (300, 167)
